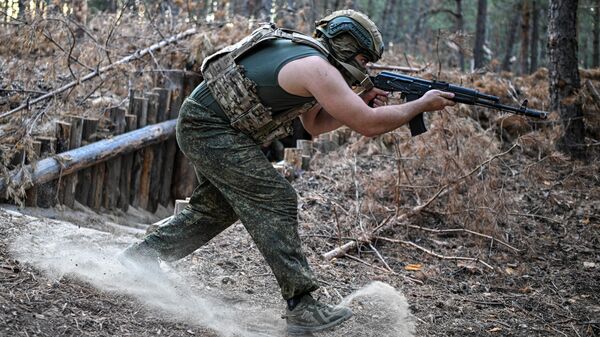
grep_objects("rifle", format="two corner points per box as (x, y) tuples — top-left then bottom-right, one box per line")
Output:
(371, 71), (549, 136)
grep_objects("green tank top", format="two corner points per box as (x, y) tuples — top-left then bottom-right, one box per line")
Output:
(190, 39), (326, 116)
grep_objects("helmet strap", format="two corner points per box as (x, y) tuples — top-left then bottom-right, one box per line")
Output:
(335, 58), (374, 95)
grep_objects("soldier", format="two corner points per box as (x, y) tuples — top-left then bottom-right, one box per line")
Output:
(120, 10), (455, 334)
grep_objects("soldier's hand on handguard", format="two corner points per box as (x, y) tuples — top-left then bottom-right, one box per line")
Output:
(361, 87), (389, 107)
(418, 90), (456, 111)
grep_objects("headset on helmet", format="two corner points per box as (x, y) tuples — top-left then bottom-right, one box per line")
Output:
(315, 10), (384, 62)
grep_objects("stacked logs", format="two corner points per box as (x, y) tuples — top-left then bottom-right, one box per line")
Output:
(13, 70), (201, 212)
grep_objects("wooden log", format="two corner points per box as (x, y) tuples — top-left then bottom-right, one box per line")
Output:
(159, 90), (177, 207)
(296, 139), (314, 157)
(367, 63), (425, 73)
(24, 141), (42, 207)
(102, 107), (126, 209)
(172, 150), (198, 200)
(131, 97), (148, 207)
(158, 70), (185, 115)
(89, 156), (106, 210)
(169, 71), (203, 201)
(284, 148), (302, 170)
(316, 133), (333, 153)
(75, 118), (99, 206)
(55, 121), (72, 204)
(0, 119), (178, 196)
(297, 139), (313, 171)
(118, 114), (138, 212)
(62, 116), (84, 208)
(35, 137), (58, 208)
(273, 162), (294, 182)
(137, 93), (159, 210)
(149, 88), (171, 211)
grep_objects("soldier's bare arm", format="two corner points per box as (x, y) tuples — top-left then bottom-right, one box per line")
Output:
(279, 55), (455, 137)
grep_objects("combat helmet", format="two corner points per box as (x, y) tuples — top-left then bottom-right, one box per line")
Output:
(314, 10), (383, 90)
(315, 9), (384, 63)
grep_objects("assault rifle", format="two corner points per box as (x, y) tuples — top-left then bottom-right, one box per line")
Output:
(371, 71), (549, 136)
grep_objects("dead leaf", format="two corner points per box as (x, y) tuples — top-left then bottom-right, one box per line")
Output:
(488, 327), (502, 332)
(405, 264), (423, 271)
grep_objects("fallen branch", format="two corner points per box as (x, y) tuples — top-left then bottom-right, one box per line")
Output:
(405, 224), (521, 252)
(374, 236), (494, 270)
(368, 63), (426, 73)
(0, 27), (198, 120)
(585, 79), (600, 110)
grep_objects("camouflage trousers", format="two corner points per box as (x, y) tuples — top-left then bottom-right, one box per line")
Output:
(135, 97), (320, 300)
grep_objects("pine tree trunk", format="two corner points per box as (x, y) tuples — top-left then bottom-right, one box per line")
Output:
(455, 0), (465, 71)
(594, 0), (600, 68)
(548, 0), (586, 159)
(381, 0), (396, 43)
(391, 0), (404, 43)
(18, 0), (27, 19)
(529, 0), (539, 72)
(501, 1), (522, 72)
(256, 0), (272, 22)
(473, 0), (488, 69)
(520, 0), (531, 74)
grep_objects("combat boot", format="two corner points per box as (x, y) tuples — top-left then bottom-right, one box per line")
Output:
(117, 242), (162, 274)
(284, 294), (352, 334)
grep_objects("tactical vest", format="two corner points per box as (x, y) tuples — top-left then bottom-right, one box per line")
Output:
(200, 24), (331, 144)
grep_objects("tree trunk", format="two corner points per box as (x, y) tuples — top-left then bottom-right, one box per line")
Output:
(381, 0), (396, 43)
(473, 0), (488, 69)
(530, 0), (539, 73)
(455, 0), (465, 71)
(256, 0), (272, 22)
(548, 0), (586, 159)
(71, 0), (88, 39)
(391, 0), (404, 43)
(18, 0), (27, 19)
(594, 0), (600, 68)
(520, 0), (531, 74)
(501, 1), (522, 72)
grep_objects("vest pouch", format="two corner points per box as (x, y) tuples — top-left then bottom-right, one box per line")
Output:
(230, 104), (273, 132)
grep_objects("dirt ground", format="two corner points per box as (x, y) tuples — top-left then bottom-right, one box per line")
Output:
(1, 135), (598, 337)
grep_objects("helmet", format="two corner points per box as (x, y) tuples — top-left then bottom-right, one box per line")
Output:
(315, 10), (384, 63)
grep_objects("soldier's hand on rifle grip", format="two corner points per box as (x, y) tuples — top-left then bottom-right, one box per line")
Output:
(419, 90), (456, 111)
(361, 87), (389, 107)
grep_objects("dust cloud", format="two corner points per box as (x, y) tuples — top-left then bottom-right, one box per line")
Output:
(9, 215), (414, 337)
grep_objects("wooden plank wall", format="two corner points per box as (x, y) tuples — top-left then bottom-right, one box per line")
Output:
(10, 70), (202, 213)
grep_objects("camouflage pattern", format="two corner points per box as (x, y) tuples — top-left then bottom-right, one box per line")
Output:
(201, 25), (326, 144)
(134, 97), (320, 300)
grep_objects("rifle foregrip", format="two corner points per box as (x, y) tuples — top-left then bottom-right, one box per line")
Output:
(409, 113), (427, 136)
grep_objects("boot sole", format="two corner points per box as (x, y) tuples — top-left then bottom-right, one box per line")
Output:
(287, 309), (353, 335)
